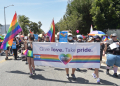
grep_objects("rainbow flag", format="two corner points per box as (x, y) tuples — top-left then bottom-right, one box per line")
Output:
(0, 12), (22, 50)
(47, 20), (55, 42)
(34, 54), (100, 63)
(102, 36), (110, 42)
(34, 54), (60, 62)
(70, 55), (100, 63)
(23, 49), (28, 56)
(61, 33), (65, 37)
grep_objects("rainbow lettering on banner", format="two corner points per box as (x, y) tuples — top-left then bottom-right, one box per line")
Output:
(0, 12), (22, 50)
(61, 33), (65, 37)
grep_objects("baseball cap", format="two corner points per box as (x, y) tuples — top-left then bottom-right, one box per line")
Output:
(88, 37), (93, 41)
(112, 33), (117, 36)
(68, 33), (72, 36)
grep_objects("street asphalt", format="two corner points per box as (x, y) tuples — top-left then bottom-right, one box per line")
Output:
(0, 54), (120, 86)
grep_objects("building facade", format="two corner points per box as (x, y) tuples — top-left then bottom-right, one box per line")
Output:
(0, 25), (10, 35)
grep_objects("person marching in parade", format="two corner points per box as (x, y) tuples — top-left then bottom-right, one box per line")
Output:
(20, 33), (35, 77)
(91, 35), (105, 83)
(104, 33), (120, 77)
(12, 37), (19, 60)
(65, 33), (76, 79)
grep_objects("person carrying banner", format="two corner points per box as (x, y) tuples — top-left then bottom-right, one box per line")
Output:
(12, 37), (19, 60)
(27, 34), (35, 77)
(20, 34), (35, 76)
(104, 33), (120, 77)
(65, 33), (76, 79)
(45, 36), (50, 42)
(91, 35), (105, 84)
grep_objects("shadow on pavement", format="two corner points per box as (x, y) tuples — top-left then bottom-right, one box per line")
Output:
(76, 69), (87, 73)
(54, 68), (65, 71)
(6, 70), (119, 85)
(35, 68), (45, 71)
(30, 74), (118, 85)
(6, 70), (29, 74)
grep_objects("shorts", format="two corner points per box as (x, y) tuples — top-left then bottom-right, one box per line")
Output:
(6, 47), (9, 50)
(27, 50), (33, 58)
(106, 54), (120, 67)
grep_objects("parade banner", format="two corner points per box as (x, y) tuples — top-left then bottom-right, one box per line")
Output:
(59, 31), (68, 42)
(33, 42), (100, 68)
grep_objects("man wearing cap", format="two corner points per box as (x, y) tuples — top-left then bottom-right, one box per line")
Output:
(104, 33), (120, 77)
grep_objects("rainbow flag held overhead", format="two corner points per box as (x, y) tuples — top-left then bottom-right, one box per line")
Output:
(0, 12), (22, 50)
(46, 19), (55, 42)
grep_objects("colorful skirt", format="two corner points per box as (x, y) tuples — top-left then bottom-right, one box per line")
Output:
(23, 49), (33, 58)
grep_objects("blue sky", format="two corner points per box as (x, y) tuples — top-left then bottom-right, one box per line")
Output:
(0, 0), (68, 33)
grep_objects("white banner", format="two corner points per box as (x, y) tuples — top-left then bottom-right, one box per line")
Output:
(33, 42), (100, 68)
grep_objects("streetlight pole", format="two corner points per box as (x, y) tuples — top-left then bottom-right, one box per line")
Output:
(4, 5), (14, 34)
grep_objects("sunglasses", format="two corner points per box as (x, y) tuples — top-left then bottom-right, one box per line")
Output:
(112, 36), (116, 37)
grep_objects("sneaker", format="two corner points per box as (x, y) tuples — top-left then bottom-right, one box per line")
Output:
(66, 74), (69, 79)
(92, 73), (97, 79)
(76, 68), (80, 71)
(88, 68), (93, 70)
(5, 57), (8, 60)
(32, 69), (35, 74)
(71, 74), (76, 79)
(26, 61), (28, 64)
(106, 69), (109, 75)
(29, 73), (33, 77)
(113, 73), (118, 78)
(97, 78), (100, 84)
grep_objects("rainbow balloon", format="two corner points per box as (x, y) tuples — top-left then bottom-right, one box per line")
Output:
(0, 12), (22, 50)
(46, 20), (55, 42)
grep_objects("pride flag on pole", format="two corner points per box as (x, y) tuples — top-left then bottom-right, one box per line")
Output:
(47, 19), (55, 42)
(0, 12), (22, 50)
(90, 25), (93, 33)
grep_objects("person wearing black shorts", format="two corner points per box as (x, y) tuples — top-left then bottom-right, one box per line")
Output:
(5, 47), (10, 60)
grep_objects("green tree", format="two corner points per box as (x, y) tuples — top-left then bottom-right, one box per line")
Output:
(56, 0), (93, 35)
(91, 0), (120, 30)
(18, 15), (30, 34)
